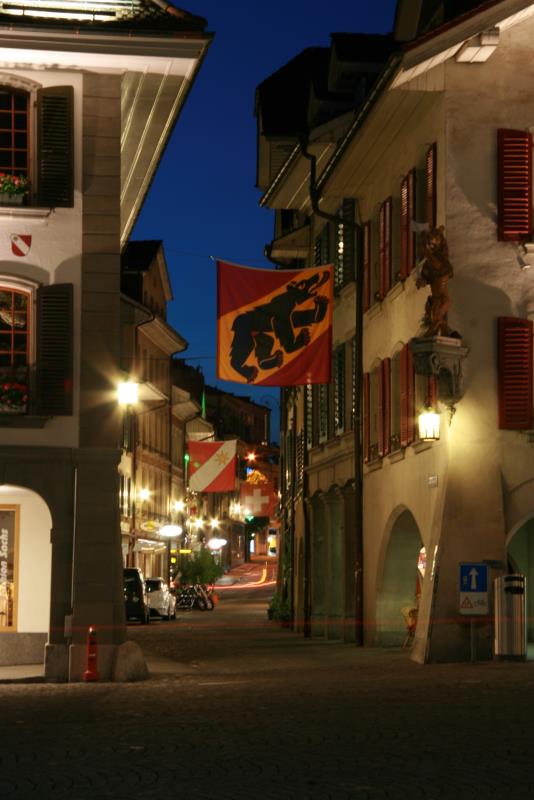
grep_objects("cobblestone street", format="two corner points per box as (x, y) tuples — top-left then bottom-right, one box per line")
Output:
(2, 563), (534, 799)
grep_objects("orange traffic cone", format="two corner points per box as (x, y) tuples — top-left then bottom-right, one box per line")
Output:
(83, 626), (100, 682)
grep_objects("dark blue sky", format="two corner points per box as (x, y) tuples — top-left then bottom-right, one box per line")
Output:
(133, 0), (397, 440)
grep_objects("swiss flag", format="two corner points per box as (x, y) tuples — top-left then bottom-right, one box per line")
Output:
(240, 481), (276, 519)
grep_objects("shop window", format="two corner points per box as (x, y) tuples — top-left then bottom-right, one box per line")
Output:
(0, 505), (18, 631)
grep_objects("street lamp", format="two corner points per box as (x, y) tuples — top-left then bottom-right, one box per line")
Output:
(117, 381), (139, 406)
(418, 405), (441, 442)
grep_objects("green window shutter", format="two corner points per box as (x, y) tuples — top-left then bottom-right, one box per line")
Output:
(37, 86), (74, 207)
(36, 283), (73, 415)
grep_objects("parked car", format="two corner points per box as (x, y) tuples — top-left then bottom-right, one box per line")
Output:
(123, 567), (150, 624)
(146, 577), (176, 619)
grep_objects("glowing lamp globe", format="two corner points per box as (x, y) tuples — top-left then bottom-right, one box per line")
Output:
(418, 407), (440, 442)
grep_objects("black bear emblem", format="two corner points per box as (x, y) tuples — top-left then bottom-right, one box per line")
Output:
(230, 269), (330, 383)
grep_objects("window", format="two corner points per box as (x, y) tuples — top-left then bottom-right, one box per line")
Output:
(498, 316), (533, 429)
(0, 280), (73, 417)
(379, 197), (392, 298)
(334, 199), (356, 291)
(318, 383), (329, 443)
(497, 129), (532, 241)
(0, 286), (30, 414)
(0, 85), (74, 207)
(400, 343), (415, 448)
(0, 89), (29, 181)
(333, 345), (345, 435)
(390, 351), (401, 451)
(305, 383), (313, 449)
(314, 222), (330, 267)
(400, 170), (416, 279)
(364, 344), (415, 462)
(362, 221), (371, 312)
(426, 143), (437, 229)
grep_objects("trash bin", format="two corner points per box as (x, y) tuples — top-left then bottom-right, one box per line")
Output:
(494, 574), (526, 661)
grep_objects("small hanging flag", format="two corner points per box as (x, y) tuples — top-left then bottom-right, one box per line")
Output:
(188, 439), (237, 492)
(217, 260), (333, 386)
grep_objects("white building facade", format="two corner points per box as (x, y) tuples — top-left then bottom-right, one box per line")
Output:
(0, 0), (210, 679)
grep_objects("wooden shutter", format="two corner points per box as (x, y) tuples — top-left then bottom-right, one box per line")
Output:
(426, 143), (437, 229)
(36, 283), (73, 415)
(379, 198), (392, 298)
(498, 316), (533, 429)
(382, 358), (391, 456)
(363, 372), (370, 462)
(498, 129), (532, 241)
(401, 170), (416, 279)
(400, 343), (414, 447)
(363, 221), (371, 312)
(37, 86), (74, 207)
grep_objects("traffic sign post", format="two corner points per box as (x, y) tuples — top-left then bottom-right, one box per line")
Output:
(459, 563), (489, 615)
(459, 563), (489, 663)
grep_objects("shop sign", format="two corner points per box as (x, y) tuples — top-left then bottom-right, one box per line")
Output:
(0, 506), (18, 630)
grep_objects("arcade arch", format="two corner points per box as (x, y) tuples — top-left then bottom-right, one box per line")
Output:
(376, 508), (424, 647)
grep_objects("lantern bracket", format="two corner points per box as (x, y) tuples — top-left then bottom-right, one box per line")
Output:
(410, 336), (469, 416)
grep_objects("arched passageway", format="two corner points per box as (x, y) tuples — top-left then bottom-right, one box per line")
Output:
(507, 517), (534, 658)
(376, 510), (423, 647)
(0, 484), (52, 664)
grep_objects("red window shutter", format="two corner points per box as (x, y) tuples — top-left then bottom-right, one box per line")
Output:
(408, 168), (416, 271)
(382, 358), (391, 456)
(363, 221), (371, 312)
(498, 316), (533, 429)
(426, 143), (437, 229)
(400, 175), (409, 279)
(379, 198), (392, 297)
(498, 129), (532, 242)
(363, 372), (371, 462)
(400, 343), (415, 447)
(377, 365), (384, 457)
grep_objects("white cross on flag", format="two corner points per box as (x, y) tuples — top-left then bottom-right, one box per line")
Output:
(240, 481), (276, 519)
(188, 440), (237, 492)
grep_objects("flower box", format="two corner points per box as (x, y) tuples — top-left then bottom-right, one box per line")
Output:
(0, 194), (23, 206)
(0, 382), (28, 414)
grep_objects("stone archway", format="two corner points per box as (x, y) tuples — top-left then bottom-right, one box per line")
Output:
(0, 483), (52, 665)
(376, 509), (423, 647)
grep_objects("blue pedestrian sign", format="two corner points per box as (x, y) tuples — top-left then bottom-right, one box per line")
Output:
(459, 563), (489, 615)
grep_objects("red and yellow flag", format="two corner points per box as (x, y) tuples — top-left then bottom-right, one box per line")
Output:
(188, 440), (237, 493)
(217, 261), (333, 386)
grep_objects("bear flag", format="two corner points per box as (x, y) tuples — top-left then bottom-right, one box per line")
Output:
(188, 440), (237, 493)
(217, 260), (333, 386)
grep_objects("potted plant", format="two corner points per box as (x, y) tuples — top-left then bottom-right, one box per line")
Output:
(0, 173), (29, 205)
(267, 592), (291, 625)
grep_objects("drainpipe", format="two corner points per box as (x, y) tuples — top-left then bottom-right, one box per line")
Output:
(300, 138), (364, 646)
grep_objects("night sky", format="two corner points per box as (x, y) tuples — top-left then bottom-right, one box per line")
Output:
(133, 0), (398, 441)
